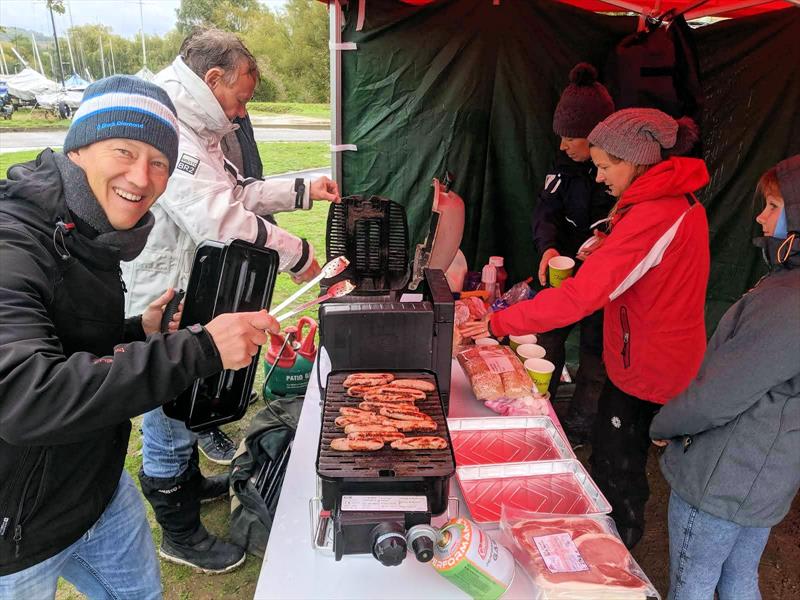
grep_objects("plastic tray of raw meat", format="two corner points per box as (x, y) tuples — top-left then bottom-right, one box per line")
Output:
(457, 459), (612, 524)
(448, 416), (574, 466)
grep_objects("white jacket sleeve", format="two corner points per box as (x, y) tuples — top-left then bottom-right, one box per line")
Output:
(222, 158), (312, 216)
(161, 155), (313, 274)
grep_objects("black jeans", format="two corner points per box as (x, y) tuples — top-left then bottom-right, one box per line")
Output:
(536, 309), (606, 435)
(589, 379), (660, 541)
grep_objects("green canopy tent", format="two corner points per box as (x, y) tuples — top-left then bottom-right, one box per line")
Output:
(324, 0), (800, 332)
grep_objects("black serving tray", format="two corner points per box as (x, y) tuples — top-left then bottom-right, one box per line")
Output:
(163, 239), (278, 431)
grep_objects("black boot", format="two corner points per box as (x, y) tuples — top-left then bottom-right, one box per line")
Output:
(188, 443), (229, 504)
(139, 463), (245, 574)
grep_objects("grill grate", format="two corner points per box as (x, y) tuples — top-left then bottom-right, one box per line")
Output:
(325, 195), (409, 293)
(317, 371), (454, 480)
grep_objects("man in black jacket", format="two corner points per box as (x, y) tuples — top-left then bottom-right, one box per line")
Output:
(531, 63), (615, 446)
(0, 76), (279, 597)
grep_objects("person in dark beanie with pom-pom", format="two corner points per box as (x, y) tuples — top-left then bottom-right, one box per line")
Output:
(0, 76), (279, 596)
(463, 107), (709, 549)
(531, 62), (615, 447)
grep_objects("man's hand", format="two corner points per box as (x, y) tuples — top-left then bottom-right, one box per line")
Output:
(205, 310), (279, 370)
(291, 258), (322, 284)
(652, 439), (669, 447)
(538, 248), (560, 287)
(310, 176), (341, 203)
(141, 288), (180, 336)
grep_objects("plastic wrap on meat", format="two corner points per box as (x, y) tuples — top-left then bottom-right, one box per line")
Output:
(501, 512), (659, 599)
(484, 395), (549, 416)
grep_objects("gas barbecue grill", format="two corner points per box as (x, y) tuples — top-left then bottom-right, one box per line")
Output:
(315, 370), (455, 565)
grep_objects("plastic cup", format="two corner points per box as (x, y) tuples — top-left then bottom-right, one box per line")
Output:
(509, 334), (538, 352)
(516, 343), (546, 361)
(524, 358), (556, 394)
(475, 337), (500, 346)
(548, 256), (575, 288)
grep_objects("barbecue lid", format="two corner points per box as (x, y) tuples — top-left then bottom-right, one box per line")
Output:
(409, 173), (465, 290)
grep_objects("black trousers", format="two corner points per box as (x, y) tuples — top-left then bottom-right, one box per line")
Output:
(537, 309), (606, 435)
(589, 379), (660, 536)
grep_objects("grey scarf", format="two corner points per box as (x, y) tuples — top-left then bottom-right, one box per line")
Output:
(54, 152), (155, 261)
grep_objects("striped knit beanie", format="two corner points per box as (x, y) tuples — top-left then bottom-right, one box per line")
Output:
(553, 63), (614, 139)
(64, 75), (179, 174)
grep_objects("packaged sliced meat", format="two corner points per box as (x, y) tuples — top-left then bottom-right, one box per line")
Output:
(500, 511), (659, 600)
(484, 395), (549, 416)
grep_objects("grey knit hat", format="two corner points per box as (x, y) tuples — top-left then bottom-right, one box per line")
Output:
(64, 75), (179, 174)
(587, 108), (699, 165)
(553, 63), (614, 139)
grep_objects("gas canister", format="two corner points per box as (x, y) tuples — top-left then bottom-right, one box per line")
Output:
(263, 317), (317, 400)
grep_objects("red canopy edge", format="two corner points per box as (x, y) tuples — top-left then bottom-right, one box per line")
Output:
(320, 0), (796, 20)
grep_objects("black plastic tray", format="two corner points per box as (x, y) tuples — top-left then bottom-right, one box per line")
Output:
(163, 239), (278, 431)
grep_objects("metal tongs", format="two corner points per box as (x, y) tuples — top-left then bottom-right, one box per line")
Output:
(274, 279), (355, 323)
(271, 256), (356, 323)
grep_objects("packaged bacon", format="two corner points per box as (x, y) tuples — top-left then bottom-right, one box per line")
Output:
(456, 346), (548, 415)
(500, 508), (659, 600)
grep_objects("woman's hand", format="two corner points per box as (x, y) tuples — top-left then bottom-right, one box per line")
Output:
(538, 248), (560, 286)
(459, 315), (491, 339)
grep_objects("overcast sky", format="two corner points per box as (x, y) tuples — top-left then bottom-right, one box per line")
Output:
(1, 0), (288, 40)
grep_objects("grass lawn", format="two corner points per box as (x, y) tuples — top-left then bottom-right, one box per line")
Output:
(248, 102), (329, 120)
(0, 104), (330, 130)
(0, 107), (72, 129)
(39, 143), (330, 599)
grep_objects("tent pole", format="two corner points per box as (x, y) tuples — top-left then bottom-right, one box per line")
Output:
(687, 0), (783, 17)
(330, 0), (344, 186)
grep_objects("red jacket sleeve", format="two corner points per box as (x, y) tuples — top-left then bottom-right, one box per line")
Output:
(490, 200), (686, 337)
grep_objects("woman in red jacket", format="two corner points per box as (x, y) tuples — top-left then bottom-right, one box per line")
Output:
(463, 108), (708, 549)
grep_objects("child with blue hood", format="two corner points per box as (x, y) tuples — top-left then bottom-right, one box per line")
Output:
(650, 155), (800, 600)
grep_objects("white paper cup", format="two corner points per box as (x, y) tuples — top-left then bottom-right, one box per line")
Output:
(509, 334), (538, 352)
(524, 358), (556, 394)
(548, 256), (576, 288)
(516, 343), (546, 361)
(475, 337), (500, 346)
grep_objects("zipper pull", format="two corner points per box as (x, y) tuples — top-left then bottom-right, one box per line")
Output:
(0, 516), (9, 538)
(13, 524), (22, 557)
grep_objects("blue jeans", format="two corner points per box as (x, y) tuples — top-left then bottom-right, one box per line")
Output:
(141, 407), (197, 478)
(0, 472), (161, 599)
(668, 490), (770, 600)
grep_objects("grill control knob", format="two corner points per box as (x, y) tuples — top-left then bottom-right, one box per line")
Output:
(406, 524), (437, 563)
(370, 522), (407, 567)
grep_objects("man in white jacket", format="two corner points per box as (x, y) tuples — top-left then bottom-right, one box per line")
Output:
(122, 28), (339, 573)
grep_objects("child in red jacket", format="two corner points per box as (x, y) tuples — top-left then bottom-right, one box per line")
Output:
(463, 108), (708, 549)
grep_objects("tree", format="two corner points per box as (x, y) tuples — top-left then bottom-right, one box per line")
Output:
(176, 0), (261, 34)
(242, 0), (329, 102)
